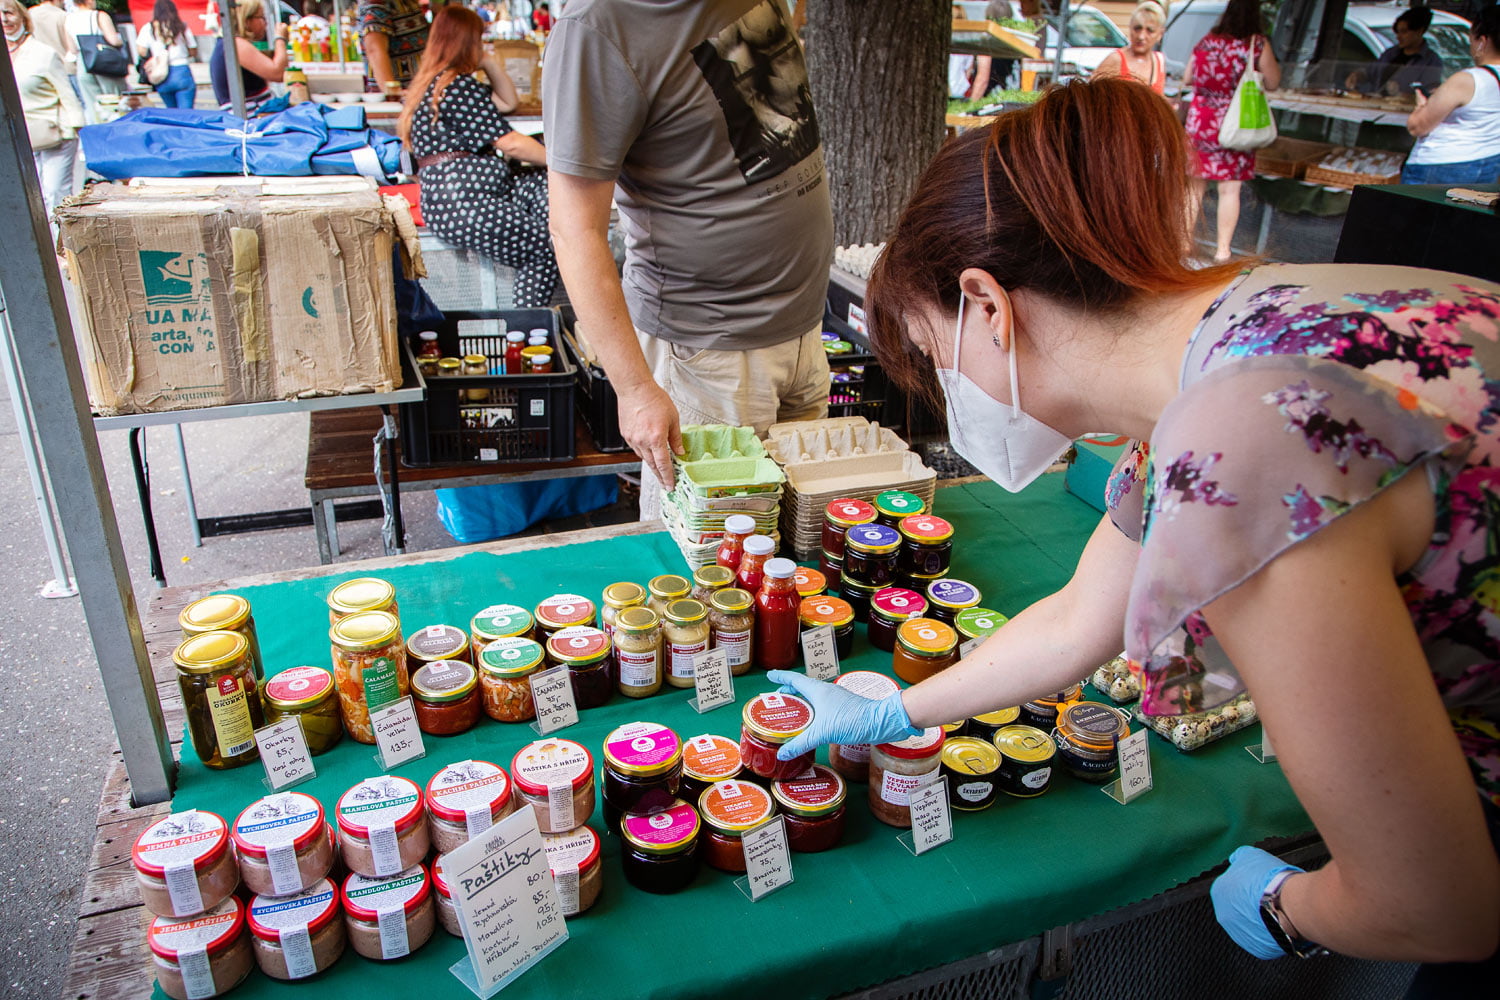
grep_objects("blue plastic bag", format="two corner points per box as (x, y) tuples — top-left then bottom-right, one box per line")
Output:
(435, 476), (620, 544)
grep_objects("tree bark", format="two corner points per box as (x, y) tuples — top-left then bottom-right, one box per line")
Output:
(804, 0), (950, 247)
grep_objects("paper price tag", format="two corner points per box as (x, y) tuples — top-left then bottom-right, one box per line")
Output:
(742, 817), (794, 901)
(799, 625), (840, 681)
(959, 638), (982, 659)
(255, 718), (315, 791)
(908, 779), (953, 855)
(692, 648), (734, 713)
(371, 697), (426, 771)
(529, 667), (579, 735)
(1116, 728), (1154, 803)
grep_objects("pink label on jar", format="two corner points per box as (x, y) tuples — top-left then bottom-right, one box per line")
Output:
(621, 803), (698, 846)
(604, 722), (681, 770)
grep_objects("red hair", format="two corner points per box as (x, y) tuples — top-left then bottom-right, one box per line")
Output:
(398, 5), (487, 149)
(867, 77), (1239, 406)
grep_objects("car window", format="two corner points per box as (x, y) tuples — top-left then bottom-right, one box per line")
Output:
(1370, 24), (1472, 79)
(1042, 11), (1126, 48)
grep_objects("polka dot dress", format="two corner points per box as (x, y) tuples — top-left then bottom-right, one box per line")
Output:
(411, 75), (558, 307)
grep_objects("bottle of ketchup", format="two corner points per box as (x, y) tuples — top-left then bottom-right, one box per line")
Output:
(753, 558), (800, 670)
(735, 535), (776, 594)
(504, 331), (526, 374)
(715, 514), (757, 573)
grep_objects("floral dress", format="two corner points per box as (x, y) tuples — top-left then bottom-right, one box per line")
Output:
(1185, 33), (1262, 181)
(1105, 264), (1500, 804)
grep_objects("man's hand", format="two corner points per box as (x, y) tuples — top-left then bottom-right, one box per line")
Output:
(617, 380), (682, 492)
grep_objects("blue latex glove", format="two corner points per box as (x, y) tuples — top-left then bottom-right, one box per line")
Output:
(764, 670), (920, 760)
(1210, 845), (1305, 959)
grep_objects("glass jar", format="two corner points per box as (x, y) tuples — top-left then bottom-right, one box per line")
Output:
(735, 535), (777, 593)
(329, 610), (408, 744)
(955, 608), (1008, 646)
(898, 569), (946, 595)
(698, 779), (777, 873)
(1053, 701), (1131, 783)
(821, 498), (877, 559)
(601, 582), (646, 637)
(535, 593), (598, 639)
(148, 897), (253, 1000)
(461, 353), (490, 401)
(940, 737), (1002, 812)
(992, 724), (1057, 798)
(663, 599), (710, 689)
(425, 759), (516, 852)
(602, 721), (683, 831)
(410, 660), (482, 736)
(967, 706), (1021, 743)
(898, 514), (954, 577)
(873, 490), (927, 527)
(405, 623), (471, 667)
(263, 666), (342, 755)
(173, 631), (264, 769)
(231, 792), (335, 897)
(476, 636), (546, 723)
(772, 764), (847, 852)
(179, 593), (264, 681)
(547, 626), (613, 710)
(794, 566), (828, 599)
(708, 588), (755, 676)
(740, 691), (815, 780)
(418, 330), (442, 358)
(819, 548), (844, 593)
(341, 866), (435, 961)
(325, 577), (398, 625)
(842, 524), (902, 589)
(691, 564), (736, 603)
(868, 587), (928, 653)
(430, 857), (461, 937)
(868, 727), (946, 828)
(827, 671), (902, 781)
(646, 574), (691, 619)
(470, 603), (535, 649)
(613, 607), (663, 698)
(247, 879), (345, 981)
(924, 578), (983, 627)
(1020, 683), (1085, 731)
(521, 345), (554, 373)
(754, 558), (801, 670)
(716, 513), (757, 572)
(417, 355), (439, 379)
(619, 800), (700, 895)
(798, 595), (855, 660)
(437, 357), (462, 378)
(511, 738), (596, 833)
(680, 733), (743, 804)
(133, 810), (239, 918)
(892, 618), (959, 685)
(542, 826), (604, 917)
(334, 776), (429, 878)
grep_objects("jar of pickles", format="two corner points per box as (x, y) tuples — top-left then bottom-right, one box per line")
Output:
(892, 617), (959, 685)
(690, 565), (735, 604)
(410, 660), (482, 736)
(925, 579), (982, 627)
(868, 587), (928, 653)
(821, 498), (877, 558)
(619, 800), (700, 895)
(262, 666), (342, 755)
(547, 626), (613, 710)
(646, 575), (691, 619)
(329, 611), (408, 745)
(708, 589), (754, 676)
(955, 608), (1007, 646)
(470, 603), (535, 649)
(799, 595), (854, 660)
(613, 607), (663, 698)
(601, 582), (647, 636)
(534, 594), (597, 640)
(698, 780), (777, 873)
(326, 578), (398, 625)
(173, 631), (265, 769)
(843, 524), (902, 589)
(874, 490), (927, 527)
(405, 624), (471, 668)
(601, 722), (683, 832)
(898, 514), (954, 577)
(1020, 683), (1084, 731)
(1053, 702), (1130, 783)
(827, 671), (902, 781)
(740, 692), (815, 780)
(179, 594), (263, 681)
(663, 599), (710, 689)
(794, 567), (827, 600)
(679, 733), (743, 803)
(476, 636), (546, 723)
(772, 765), (847, 852)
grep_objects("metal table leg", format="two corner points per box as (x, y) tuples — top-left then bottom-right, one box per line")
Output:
(129, 428), (166, 588)
(379, 405), (406, 555)
(173, 424), (202, 548)
(325, 498), (342, 558)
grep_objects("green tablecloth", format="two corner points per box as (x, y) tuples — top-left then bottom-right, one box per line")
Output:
(162, 474), (1311, 1000)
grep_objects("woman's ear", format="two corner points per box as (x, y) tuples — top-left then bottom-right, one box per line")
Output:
(957, 267), (1013, 352)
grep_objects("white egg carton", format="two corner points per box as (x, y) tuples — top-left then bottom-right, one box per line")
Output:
(763, 422), (907, 466)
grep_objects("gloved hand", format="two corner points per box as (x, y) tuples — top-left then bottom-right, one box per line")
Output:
(1210, 845), (1305, 959)
(764, 670), (920, 760)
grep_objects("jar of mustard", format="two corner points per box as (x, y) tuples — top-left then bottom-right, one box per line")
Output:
(329, 610), (409, 744)
(173, 631), (265, 769)
(613, 607), (663, 698)
(690, 565), (735, 604)
(647, 575), (691, 619)
(601, 582), (647, 636)
(708, 589), (755, 676)
(179, 593), (264, 681)
(663, 599), (710, 688)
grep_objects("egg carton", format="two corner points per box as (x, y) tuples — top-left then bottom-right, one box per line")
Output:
(833, 242), (885, 281)
(676, 424), (767, 463)
(661, 496), (780, 541)
(763, 421), (907, 466)
(778, 477), (939, 560)
(783, 450), (935, 498)
(1091, 655), (1141, 704)
(1137, 694), (1258, 752)
(667, 523), (784, 569)
(676, 457), (786, 498)
(670, 486), (783, 516)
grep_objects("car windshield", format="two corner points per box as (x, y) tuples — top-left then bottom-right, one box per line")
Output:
(1043, 11), (1126, 49)
(1371, 24), (1474, 77)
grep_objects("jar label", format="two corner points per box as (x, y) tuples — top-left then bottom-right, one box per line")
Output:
(616, 648), (659, 688)
(473, 604), (531, 637)
(553, 867), (580, 916)
(955, 780), (994, 803)
(337, 777), (422, 833)
(774, 766), (845, 809)
(266, 841), (302, 895)
(280, 924), (317, 979)
(1022, 767), (1052, 790)
(538, 594), (593, 625)
(234, 792), (321, 850)
(549, 626), (609, 660)
(345, 867), (426, 912)
(713, 627), (752, 668)
(362, 657), (402, 712)
(513, 739), (591, 789)
(248, 881), (337, 931)
(408, 625), (466, 658)
(836, 742), (871, 765)
(265, 666), (332, 705)
(136, 810), (227, 872)
(542, 827), (599, 871)
(547, 782), (575, 831)
(176, 944), (215, 1000)
(621, 803), (698, 846)
(429, 761), (508, 815)
(604, 722), (681, 770)
(872, 589), (925, 618)
(880, 767), (940, 806)
(745, 692), (814, 735)
(147, 898), (241, 955)
(412, 660), (474, 697)
(827, 499), (875, 523)
(683, 734), (741, 779)
(669, 639), (707, 679)
(701, 780), (774, 829)
(377, 906), (410, 960)
(835, 671), (901, 701)
(367, 821), (402, 876)
(164, 859), (205, 916)
(207, 674), (255, 758)
(928, 579), (980, 607)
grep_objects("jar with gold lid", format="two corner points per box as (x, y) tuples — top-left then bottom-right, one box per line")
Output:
(326, 578), (399, 626)
(262, 666), (342, 755)
(329, 610), (408, 744)
(601, 582), (647, 636)
(405, 624), (471, 667)
(461, 354), (489, 400)
(437, 357), (462, 377)
(647, 575), (691, 619)
(179, 593), (263, 681)
(663, 599), (710, 688)
(707, 588), (754, 676)
(613, 607), (662, 698)
(690, 565), (735, 604)
(173, 631), (265, 769)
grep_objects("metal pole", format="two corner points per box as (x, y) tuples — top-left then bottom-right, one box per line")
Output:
(174, 425), (204, 547)
(221, 0), (248, 120)
(1052, 0), (1070, 85)
(0, 45), (176, 803)
(334, 0), (345, 75)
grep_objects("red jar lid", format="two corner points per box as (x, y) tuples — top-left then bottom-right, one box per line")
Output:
(341, 865), (431, 922)
(426, 760), (511, 824)
(263, 666), (334, 710)
(511, 738), (594, 795)
(824, 498), (876, 528)
(876, 726), (946, 760)
(698, 780), (775, 834)
(335, 776), (424, 838)
(247, 879), (340, 942)
(772, 764), (847, 817)
(147, 896), (245, 960)
(898, 514), (954, 544)
(534, 594), (596, 629)
(546, 626), (610, 665)
(231, 792), (325, 859)
(682, 733), (743, 782)
(741, 692), (814, 744)
(543, 826), (602, 873)
(132, 810), (230, 878)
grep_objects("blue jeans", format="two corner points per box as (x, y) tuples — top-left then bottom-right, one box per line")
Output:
(154, 64), (197, 110)
(1401, 152), (1500, 185)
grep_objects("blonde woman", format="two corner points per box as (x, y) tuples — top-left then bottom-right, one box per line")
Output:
(5, 0), (84, 230)
(209, 0), (289, 113)
(1091, 1), (1167, 95)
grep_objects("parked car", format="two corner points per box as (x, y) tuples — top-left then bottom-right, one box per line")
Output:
(954, 1), (1128, 80)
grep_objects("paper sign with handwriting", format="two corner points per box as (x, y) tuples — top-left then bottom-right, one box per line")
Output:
(692, 648), (734, 713)
(255, 718), (315, 790)
(742, 817), (794, 900)
(529, 667), (579, 735)
(372, 697), (426, 770)
(1117, 728), (1153, 803)
(909, 779), (953, 854)
(800, 625), (840, 682)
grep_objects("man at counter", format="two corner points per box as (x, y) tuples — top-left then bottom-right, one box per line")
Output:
(542, 0), (834, 519)
(357, 0), (428, 95)
(1345, 5), (1444, 96)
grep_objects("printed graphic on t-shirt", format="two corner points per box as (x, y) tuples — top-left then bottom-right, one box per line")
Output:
(691, 0), (820, 184)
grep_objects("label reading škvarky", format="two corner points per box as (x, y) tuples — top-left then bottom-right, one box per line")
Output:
(530, 667), (579, 735)
(800, 625), (840, 682)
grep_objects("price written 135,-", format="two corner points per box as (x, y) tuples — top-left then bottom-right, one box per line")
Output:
(371, 697), (426, 770)
(254, 719), (314, 790)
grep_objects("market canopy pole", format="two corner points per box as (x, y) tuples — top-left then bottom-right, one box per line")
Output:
(220, 0), (248, 121)
(0, 48), (175, 804)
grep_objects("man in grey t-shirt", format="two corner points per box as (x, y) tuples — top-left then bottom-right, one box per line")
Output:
(543, 0), (834, 511)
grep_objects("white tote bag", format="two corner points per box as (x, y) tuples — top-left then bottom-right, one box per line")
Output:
(1217, 38), (1278, 151)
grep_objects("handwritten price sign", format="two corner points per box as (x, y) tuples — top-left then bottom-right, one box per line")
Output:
(371, 697), (426, 771)
(908, 779), (953, 855)
(691, 648), (734, 714)
(1115, 729), (1153, 803)
(742, 817), (794, 900)
(254, 719), (314, 790)
(799, 625), (840, 682)
(530, 666), (579, 735)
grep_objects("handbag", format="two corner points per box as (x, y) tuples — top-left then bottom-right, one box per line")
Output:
(25, 114), (65, 151)
(78, 33), (130, 78)
(143, 50), (169, 86)
(1217, 37), (1277, 151)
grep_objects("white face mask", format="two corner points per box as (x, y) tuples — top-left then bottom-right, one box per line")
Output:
(4, 27), (24, 42)
(934, 291), (1072, 492)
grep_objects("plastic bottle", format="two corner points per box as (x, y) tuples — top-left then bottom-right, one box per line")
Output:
(504, 331), (526, 374)
(736, 535), (776, 595)
(753, 558), (801, 670)
(715, 515), (756, 573)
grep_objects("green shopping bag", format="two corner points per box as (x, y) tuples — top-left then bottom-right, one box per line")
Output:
(1218, 39), (1277, 150)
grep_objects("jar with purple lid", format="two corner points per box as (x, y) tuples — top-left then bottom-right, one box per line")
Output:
(924, 578), (982, 627)
(843, 524), (902, 589)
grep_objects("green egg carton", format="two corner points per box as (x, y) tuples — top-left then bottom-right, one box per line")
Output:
(675, 425), (768, 464)
(676, 457), (786, 498)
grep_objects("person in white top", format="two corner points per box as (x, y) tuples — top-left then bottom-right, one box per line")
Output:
(137, 0), (199, 110)
(64, 0), (124, 124)
(1403, 5), (1500, 184)
(3, 0), (85, 234)
(27, 0), (73, 71)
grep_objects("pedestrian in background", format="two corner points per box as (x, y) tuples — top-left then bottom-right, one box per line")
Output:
(138, 0), (199, 110)
(1092, 1), (1167, 95)
(4, 0), (84, 232)
(1402, 5), (1500, 184)
(65, 0), (125, 124)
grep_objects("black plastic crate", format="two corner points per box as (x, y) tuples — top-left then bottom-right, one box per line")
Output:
(558, 306), (630, 453)
(399, 307), (576, 466)
(822, 304), (894, 427)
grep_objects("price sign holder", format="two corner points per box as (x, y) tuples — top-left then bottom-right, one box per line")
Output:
(734, 816), (794, 902)
(1247, 725), (1277, 764)
(369, 696), (427, 771)
(528, 666), (579, 736)
(799, 625), (840, 682)
(898, 777), (953, 856)
(1103, 728), (1154, 804)
(958, 638), (982, 659)
(255, 717), (315, 792)
(688, 648), (734, 714)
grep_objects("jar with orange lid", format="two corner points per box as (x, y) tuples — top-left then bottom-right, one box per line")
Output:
(329, 610), (408, 744)
(147, 896), (253, 1000)
(1020, 683), (1085, 731)
(868, 727), (946, 828)
(772, 764), (847, 852)
(410, 659), (482, 736)
(708, 588), (755, 676)
(799, 595), (854, 660)
(470, 603), (535, 649)
(827, 671), (903, 781)
(262, 666), (342, 755)
(822, 498), (877, 558)
(326, 577), (399, 625)
(1053, 701), (1131, 783)
(892, 618), (959, 684)
(663, 599), (710, 688)
(698, 779), (777, 873)
(679, 733), (743, 803)
(612, 606), (663, 698)
(794, 566), (827, 599)
(179, 593), (263, 681)
(690, 565), (735, 603)
(874, 490), (927, 527)
(646, 574), (691, 619)
(600, 582), (647, 636)
(740, 691), (815, 780)
(476, 636), (546, 722)
(173, 631), (265, 769)
(534, 594), (597, 640)
(868, 587), (927, 652)
(924, 578), (982, 627)
(547, 625), (613, 709)
(898, 514), (954, 577)
(404, 624), (471, 668)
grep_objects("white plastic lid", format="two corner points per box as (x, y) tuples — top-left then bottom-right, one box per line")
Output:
(528, 328), (549, 338)
(724, 514), (755, 535)
(764, 557), (796, 579)
(744, 535), (775, 556)
(419, 331), (437, 341)
(506, 330), (526, 341)
(528, 334), (549, 345)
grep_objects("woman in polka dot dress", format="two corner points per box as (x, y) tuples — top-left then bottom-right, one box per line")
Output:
(399, 5), (557, 306)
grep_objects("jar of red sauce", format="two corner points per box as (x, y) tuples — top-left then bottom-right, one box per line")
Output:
(601, 721), (683, 832)
(698, 779), (777, 873)
(715, 514), (757, 573)
(818, 549), (844, 593)
(924, 578), (982, 627)
(405, 624), (471, 669)
(740, 691), (815, 780)
(868, 587), (928, 652)
(799, 595), (854, 660)
(827, 671), (903, 781)
(822, 498), (876, 559)
(772, 765), (847, 852)
(843, 523), (902, 589)
(680, 733), (743, 804)
(535, 594), (598, 641)
(892, 618), (959, 685)
(898, 514), (954, 578)
(736, 535), (777, 593)
(410, 659), (482, 736)
(794, 566), (827, 599)
(753, 558), (801, 670)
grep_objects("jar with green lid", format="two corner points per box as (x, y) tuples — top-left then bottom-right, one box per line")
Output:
(873, 490), (927, 527)
(955, 608), (1008, 645)
(179, 593), (264, 682)
(477, 636), (546, 722)
(663, 598), (710, 688)
(326, 577), (399, 625)
(601, 582), (647, 637)
(173, 630), (265, 769)
(262, 666), (342, 755)
(470, 603), (535, 649)
(690, 565), (735, 604)
(647, 575), (691, 620)
(613, 607), (663, 698)
(708, 589), (754, 676)
(329, 610), (408, 744)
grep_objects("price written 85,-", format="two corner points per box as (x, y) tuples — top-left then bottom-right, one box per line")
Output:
(254, 719), (314, 790)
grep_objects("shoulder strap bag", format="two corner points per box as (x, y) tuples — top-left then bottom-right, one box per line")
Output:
(1217, 37), (1278, 151)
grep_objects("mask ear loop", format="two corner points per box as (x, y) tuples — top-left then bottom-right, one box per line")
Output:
(1007, 317), (1023, 421)
(952, 292), (966, 374)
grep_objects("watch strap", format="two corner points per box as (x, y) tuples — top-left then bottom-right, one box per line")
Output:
(1258, 868), (1328, 958)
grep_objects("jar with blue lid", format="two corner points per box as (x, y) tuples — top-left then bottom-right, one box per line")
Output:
(843, 523), (902, 589)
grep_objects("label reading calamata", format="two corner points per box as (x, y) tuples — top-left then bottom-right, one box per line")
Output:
(362, 657), (401, 712)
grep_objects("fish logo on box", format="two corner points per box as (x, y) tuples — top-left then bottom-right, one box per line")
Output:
(138, 251), (217, 357)
(140, 251), (209, 305)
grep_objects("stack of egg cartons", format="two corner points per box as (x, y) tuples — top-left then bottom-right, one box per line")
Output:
(662, 425), (786, 568)
(763, 416), (937, 560)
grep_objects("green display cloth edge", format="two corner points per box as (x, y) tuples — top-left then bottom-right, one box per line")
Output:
(160, 474), (1310, 1000)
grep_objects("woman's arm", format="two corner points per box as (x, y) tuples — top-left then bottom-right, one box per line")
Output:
(1258, 35), (1281, 90)
(98, 10), (123, 47)
(1182, 52), (1194, 88)
(1407, 71), (1475, 137)
(1091, 50), (1125, 82)
(236, 32), (288, 83)
(478, 55), (520, 113)
(496, 130), (546, 165)
(969, 54), (993, 100)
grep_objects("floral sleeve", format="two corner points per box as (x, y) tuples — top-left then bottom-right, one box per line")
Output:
(1105, 441), (1150, 543)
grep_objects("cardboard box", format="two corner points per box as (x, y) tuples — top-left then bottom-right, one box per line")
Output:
(58, 181), (411, 415)
(491, 39), (542, 115)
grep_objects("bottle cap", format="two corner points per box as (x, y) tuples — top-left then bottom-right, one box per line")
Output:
(763, 557), (796, 579)
(724, 514), (755, 535)
(506, 331), (526, 343)
(743, 535), (775, 556)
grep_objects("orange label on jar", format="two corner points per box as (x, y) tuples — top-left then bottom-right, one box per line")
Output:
(700, 780), (774, 830)
(683, 734), (741, 779)
(897, 618), (957, 654)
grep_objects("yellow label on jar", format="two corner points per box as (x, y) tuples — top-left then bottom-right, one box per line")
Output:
(208, 674), (256, 757)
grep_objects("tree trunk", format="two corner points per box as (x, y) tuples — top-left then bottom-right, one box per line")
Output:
(805, 0), (950, 247)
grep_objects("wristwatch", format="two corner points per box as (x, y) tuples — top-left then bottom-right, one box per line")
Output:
(1258, 869), (1329, 958)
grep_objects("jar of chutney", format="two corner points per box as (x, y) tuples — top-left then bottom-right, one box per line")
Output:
(821, 498), (877, 559)
(601, 721), (683, 832)
(924, 578), (982, 627)
(892, 618), (959, 685)
(843, 524), (902, 589)
(798, 595), (854, 660)
(546, 626), (613, 710)
(873, 490), (926, 528)
(619, 800), (700, 895)
(898, 515), (954, 578)
(410, 659), (482, 736)
(867, 587), (927, 653)
(772, 765), (847, 852)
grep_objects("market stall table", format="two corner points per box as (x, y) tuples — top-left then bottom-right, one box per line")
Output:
(1335, 182), (1500, 281)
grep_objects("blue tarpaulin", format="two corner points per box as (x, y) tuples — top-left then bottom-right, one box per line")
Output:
(79, 104), (403, 181)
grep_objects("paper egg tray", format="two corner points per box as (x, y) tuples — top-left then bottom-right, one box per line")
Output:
(762, 421), (907, 466)
(661, 496), (780, 541)
(675, 457), (786, 498)
(779, 473), (938, 560)
(671, 487), (783, 516)
(676, 424), (768, 463)
(1136, 695), (1258, 752)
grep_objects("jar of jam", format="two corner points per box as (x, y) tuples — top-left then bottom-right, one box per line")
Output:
(799, 595), (855, 660)
(735, 535), (777, 593)
(868, 587), (928, 653)
(897, 569), (946, 595)
(410, 659), (482, 735)
(821, 498), (877, 558)
(329, 610), (408, 745)
(955, 608), (1008, 646)
(1053, 701), (1131, 783)
(874, 490), (927, 527)
(535, 594), (597, 640)
(173, 631), (265, 769)
(924, 578), (983, 627)
(262, 666), (342, 755)
(680, 733), (743, 803)
(511, 738), (596, 833)
(843, 524), (902, 589)
(619, 800), (700, 895)
(754, 558), (801, 670)
(794, 566), (827, 599)
(601, 582), (647, 637)
(690, 564), (736, 603)
(716, 513), (757, 572)
(663, 599), (711, 688)
(708, 589), (755, 676)
(646, 575), (691, 619)
(827, 671), (903, 781)
(179, 593), (264, 681)
(841, 578), (880, 622)
(601, 721), (683, 831)
(1020, 683), (1085, 731)
(425, 760), (516, 852)
(967, 706), (1021, 743)
(992, 724), (1056, 797)
(898, 514), (954, 577)
(326, 577), (399, 625)
(405, 624), (471, 668)
(547, 626), (613, 710)
(868, 727), (945, 828)
(476, 636), (546, 723)
(772, 765), (847, 852)
(892, 617), (959, 685)
(819, 549), (844, 593)
(470, 603), (535, 649)
(740, 691), (815, 780)
(612, 607), (662, 698)
(698, 779), (777, 873)
(940, 736), (1002, 812)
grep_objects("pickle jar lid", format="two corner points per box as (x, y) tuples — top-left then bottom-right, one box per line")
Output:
(535, 594), (596, 630)
(477, 636), (545, 678)
(682, 733), (743, 782)
(543, 826), (602, 875)
(335, 775), (425, 837)
(872, 587), (927, 621)
(1057, 701), (1130, 749)
(547, 626), (610, 665)
(824, 498), (877, 529)
(647, 575), (691, 600)
(742, 692), (814, 744)
(511, 738), (594, 794)
(896, 618), (958, 657)
(461, 353), (487, 366)
(471, 603), (534, 640)
(264, 665), (335, 710)
(664, 598), (708, 626)
(178, 593), (251, 634)
(799, 595), (854, 628)
(844, 523), (901, 555)
(772, 764), (847, 818)
(603, 721), (683, 777)
(709, 588), (754, 614)
(874, 490), (926, 519)
(132, 809), (230, 877)
(247, 879), (340, 943)
(148, 896), (245, 961)
(437, 357), (462, 371)
(926, 578), (982, 611)
(875, 726), (946, 760)
(992, 724), (1057, 763)
(172, 630), (250, 674)
(411, 659), (478, 703)
(602, 582), (647, 609)
(941, 736), (1001, 776)
(329, 610), (402, 652)
(834, 670), (901, 700)
(794, 566), (827, 597)
(406, 623), (470, 662)
(899, 514), (954, 544)
(955, 608), (1008, 641)
(698, 779), (776, 834)
(342, 865), (431, 922)
(972, 706), (1021, 727)
(691, 565), (735, 590)
(614, 606), (660, 633)
(232, 791), (325, 859)
(327, 577), (396, 615)
(426, 759), (511, 823)
(620, 800), (700, 855)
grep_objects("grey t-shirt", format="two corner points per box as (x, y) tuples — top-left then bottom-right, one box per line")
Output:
(542, 0), (834, 351)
